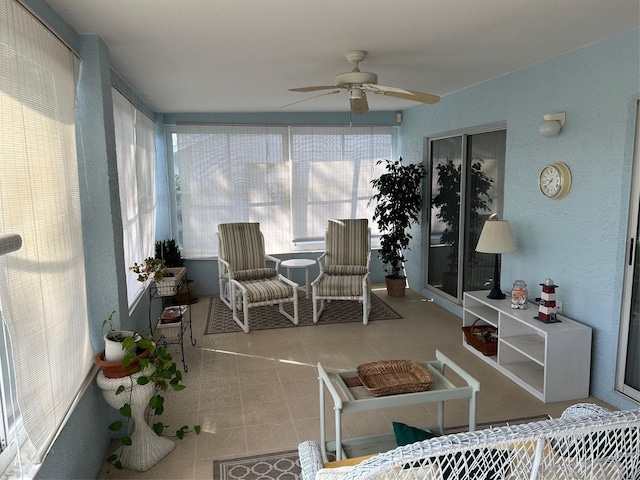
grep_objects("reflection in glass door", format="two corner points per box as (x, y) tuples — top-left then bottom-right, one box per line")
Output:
(617, 103), (640, 402)
(427, 130), (505, 301)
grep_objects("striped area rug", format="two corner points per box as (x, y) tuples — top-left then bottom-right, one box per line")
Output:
(205, 293), (401, 334)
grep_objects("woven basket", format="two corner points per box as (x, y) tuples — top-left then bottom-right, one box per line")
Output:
(462, 318), (498, 356)
(357, 360), (433, 396)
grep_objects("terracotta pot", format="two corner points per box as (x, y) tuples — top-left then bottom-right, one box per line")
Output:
(385, 276), (406, 297)
(94, 348), (150, 379)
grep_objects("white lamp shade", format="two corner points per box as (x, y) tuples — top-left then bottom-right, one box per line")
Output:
(539, 120), (561, 138)
(476, 219), (517, 254)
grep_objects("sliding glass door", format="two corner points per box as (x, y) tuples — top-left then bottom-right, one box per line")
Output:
(427, 129), (505, 301)
(617, 103), (640, 402)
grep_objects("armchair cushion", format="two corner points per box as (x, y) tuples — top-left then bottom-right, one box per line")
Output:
(231, 267), (277, 281)
(218, 222), (266, 272)
(325, 219), (369, 267)
(323, 264), (368, 275)
(314, 274), (365, 296)
(239, 278), (295, 303)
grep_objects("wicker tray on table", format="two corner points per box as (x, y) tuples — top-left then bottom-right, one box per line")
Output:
(356, 360), (433, 397)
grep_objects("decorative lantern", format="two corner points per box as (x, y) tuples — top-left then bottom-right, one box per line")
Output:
(535, 278), (559, 323)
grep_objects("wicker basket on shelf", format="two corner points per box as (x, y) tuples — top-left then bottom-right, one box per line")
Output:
(462, 318), (498, 356)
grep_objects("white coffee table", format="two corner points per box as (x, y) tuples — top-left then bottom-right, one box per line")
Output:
(281, 258), (316, 299)
(317, 350), (480, 461)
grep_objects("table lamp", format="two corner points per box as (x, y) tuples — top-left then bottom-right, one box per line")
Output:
(475, 214), (517, 299)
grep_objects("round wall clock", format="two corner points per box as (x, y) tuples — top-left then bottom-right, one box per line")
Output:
(539, 162), (572, 199)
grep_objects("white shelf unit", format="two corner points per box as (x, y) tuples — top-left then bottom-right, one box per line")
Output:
(463, 290), (592, 403)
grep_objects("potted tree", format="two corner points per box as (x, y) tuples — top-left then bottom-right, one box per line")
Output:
(370, 157), (427, 296)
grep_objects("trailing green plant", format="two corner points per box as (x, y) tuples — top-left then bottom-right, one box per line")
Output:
(155, 239), (184, 268)
(106, 335), (201, 469)
(129, 257), (167, 282)
(370, 157), (427, 279)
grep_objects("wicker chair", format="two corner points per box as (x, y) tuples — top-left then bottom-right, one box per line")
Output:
(311, 219), (371, 325)
(217, 222), (298, 333)
(299, 404), (640, 480)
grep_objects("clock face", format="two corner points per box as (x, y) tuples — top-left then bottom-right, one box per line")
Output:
(539, 166), (562, 197)
(539, 162), (571, 199)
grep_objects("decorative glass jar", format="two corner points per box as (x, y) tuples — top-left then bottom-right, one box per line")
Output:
(511, 280), (527, 309)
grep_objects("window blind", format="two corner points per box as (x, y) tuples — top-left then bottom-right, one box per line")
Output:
(0, 0), (92, 464)
(175, 124), (291, 257)
(113, 88), (156, 306)
(290, 126), (393, 242)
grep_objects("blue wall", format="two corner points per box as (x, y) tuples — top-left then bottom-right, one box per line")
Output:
(20, 1), (640, 477)
(400, 28), (640, 410)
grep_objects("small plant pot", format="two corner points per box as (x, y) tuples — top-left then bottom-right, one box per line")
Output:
(94, 348), (150, 379)
(103, 330), (140, 362)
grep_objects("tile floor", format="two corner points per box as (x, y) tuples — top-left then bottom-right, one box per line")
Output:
(98, 285), (611, 479)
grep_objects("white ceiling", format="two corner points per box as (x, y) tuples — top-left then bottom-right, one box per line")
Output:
(45, 0), (639, 114)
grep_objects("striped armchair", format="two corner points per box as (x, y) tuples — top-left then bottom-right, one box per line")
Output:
(312, 219), (371, 325)
(217, 223), (298, 333)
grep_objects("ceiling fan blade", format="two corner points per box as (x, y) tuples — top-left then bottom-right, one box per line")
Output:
(280, 90), (342, 109)
(380, 89), (440, 104)
(362, 83), (413, 95)
(350, 94), (369, 115)
(289, 85), (339, 93)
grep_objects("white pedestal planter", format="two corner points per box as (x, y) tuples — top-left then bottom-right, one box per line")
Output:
(97, 368), (175, 471)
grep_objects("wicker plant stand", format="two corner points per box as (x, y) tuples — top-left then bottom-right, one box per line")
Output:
(97, 368), (175, 471)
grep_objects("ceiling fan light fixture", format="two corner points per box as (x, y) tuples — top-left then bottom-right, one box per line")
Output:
(349, 88), (364, 99)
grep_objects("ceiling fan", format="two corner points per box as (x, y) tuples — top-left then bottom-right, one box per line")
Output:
(286, 50), (440, 115)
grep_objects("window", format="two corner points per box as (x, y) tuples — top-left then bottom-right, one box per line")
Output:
(172, 125), (395, 257)
(113, 88), (157, 307)
(0, 0), (92, 472)
(427, 129), (506, 301)
(290, 126), (392, 245)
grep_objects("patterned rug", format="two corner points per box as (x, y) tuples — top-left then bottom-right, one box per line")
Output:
(211, 415), (550, 479)
(205, 293), (402, 334)
(213, 450), (301, 480)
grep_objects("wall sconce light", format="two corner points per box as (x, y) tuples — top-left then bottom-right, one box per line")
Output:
(539, 112), (566, 138)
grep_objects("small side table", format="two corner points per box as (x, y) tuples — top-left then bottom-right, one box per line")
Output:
(281, 258), (315, 299)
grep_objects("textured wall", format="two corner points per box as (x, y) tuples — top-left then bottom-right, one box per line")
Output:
(401, 28), (640, 410)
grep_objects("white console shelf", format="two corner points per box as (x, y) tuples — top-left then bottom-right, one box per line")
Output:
(463, 291), (592, 403)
